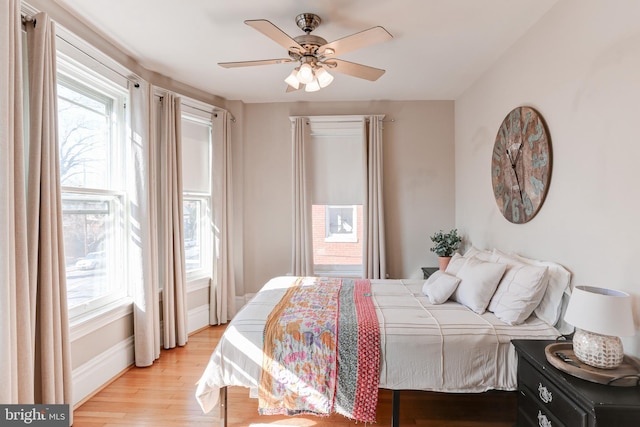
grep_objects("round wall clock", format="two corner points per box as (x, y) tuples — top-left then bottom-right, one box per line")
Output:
(491, 106), (552, 224)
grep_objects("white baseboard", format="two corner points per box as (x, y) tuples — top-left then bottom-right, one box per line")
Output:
(73, 303), (216, 406)
(72, 336), (134, 406)
(188, 304), (210, 334)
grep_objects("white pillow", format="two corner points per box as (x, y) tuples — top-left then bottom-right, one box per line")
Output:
(512, 253), (572, 326)
(463, 246), (495, 262)
(422, 271), (461, 304)
(488, 251), (549, 325)
(445, 253), (467, 276)
(447, 247), (496, 276)
(451, 257), (507, 314)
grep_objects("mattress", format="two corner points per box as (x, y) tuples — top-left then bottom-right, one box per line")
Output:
(195, 276), (560, 413)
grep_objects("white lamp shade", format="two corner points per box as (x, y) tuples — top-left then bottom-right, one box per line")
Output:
(304, 78), (320, 92)
(315, 67), (334, 88)
(297, 63), (314, 84)
(564, 286), (635, 337)
(284, 69), (300, 89)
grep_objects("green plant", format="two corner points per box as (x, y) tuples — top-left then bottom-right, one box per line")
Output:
(430, 229), (462, 257)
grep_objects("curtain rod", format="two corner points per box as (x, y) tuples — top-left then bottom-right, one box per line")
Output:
(303, 119), (395, 124)
(21, 14), (35, 25)
(155, 94), (236, 122)
(290, 117), (395, 125)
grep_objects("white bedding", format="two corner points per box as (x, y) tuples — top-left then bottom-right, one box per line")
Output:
(195, 276), (559, 413)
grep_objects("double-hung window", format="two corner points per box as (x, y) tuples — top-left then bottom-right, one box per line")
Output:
(181, 108), (213, 280)
(308, 116), (365, 277)
(56, 53), (129, 318)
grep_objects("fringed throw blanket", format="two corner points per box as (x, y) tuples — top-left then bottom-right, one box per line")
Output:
(259, 277), (380, 423)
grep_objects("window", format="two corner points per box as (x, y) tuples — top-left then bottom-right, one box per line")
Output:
(57, 54), (128, 317)
(181, 111), (213, 279)
(307, 116), (365, 277)
(325, 205), (358, 242)
(312, 204), (363, 275)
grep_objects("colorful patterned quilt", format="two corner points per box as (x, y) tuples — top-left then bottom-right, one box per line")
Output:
(258, 277), (380, 423)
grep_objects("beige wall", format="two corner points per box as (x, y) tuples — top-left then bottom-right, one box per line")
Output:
(455, 0), (640, 355)
(230, 100), (455, 294)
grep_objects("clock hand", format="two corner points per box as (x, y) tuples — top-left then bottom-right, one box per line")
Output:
(511, 163), (525, 202)
(513, 142), (524, 167)
(507, 141), (524, 166)
(505, 145), (525, 202)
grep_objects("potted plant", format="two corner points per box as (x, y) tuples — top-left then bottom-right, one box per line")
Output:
(430, 229), (462, 270)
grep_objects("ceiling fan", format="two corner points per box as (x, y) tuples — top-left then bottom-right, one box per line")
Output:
(219, 13), (393, 92)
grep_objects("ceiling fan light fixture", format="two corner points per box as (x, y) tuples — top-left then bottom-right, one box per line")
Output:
(297, 63), (314, 84)
(304, 77), (321, 92)
(284, 69), (300, 89)
(315, 67), (334, 88)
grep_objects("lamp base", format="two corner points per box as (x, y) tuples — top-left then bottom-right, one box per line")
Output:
(573, 328), (624, 369)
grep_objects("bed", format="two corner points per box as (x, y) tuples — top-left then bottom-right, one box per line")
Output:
(195, 249), (571, 426)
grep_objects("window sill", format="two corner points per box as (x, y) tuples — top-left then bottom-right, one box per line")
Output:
(69, 297), (133, 342)
(186, 274), (211, 292)
(313, 267), (363, 278)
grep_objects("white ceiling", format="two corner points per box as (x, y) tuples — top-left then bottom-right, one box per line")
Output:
(52, 0), (559, 103)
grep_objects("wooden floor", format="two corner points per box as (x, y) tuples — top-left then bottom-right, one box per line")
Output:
(73, 325), (517, 426)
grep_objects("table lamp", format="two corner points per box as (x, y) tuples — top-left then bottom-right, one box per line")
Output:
(564, 285), (635, 369)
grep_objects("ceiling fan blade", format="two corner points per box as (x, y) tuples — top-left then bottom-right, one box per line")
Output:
(319, 26), (392, 57)
(328, 59), (386, 81)
(219, 58), (294, 68)
(245, 19), (303, 53)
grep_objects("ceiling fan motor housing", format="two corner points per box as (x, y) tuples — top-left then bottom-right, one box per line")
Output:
(295, 13), (321, 33)
(290, 34), (328, 58)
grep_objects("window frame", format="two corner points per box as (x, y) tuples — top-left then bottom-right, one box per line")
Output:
(180, 110), (214, 282)
(324, 204), (359, 243)
(56, 52), (130, 320)
(303, 115), (367, 277)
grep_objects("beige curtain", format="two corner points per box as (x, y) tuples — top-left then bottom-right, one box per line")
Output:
(0, 0), (34, 403)
(129, 81), (161, 366)
(158, 93), (187, 349)
(24, 12), (73, 406)
(210, 111), (236, 324)
(363, 116), (387, 279)
(290, 117), (313, 276)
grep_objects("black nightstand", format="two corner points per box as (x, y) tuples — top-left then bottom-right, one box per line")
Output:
(512, 339), (640, 426)
(421, 267), (438, 279)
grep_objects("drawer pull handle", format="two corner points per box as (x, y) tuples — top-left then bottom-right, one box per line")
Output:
(538, 383), (552, 403)
(537, 410), (552, 427)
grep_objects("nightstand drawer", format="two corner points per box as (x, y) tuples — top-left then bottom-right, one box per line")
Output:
(513, 340), (640, 427)
(518, 388), (565, 427)
(519, 359), (588, 427)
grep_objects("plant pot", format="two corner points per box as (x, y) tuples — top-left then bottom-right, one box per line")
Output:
(438, 256), (452, 271)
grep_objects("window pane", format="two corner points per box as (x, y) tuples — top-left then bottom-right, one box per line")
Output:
(312, 204), (363, 276)
(327, 206), (356, 238)
(57, 79), (111, 189)
(63, 195), (119, 308)
(184, 199), (202, 272)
